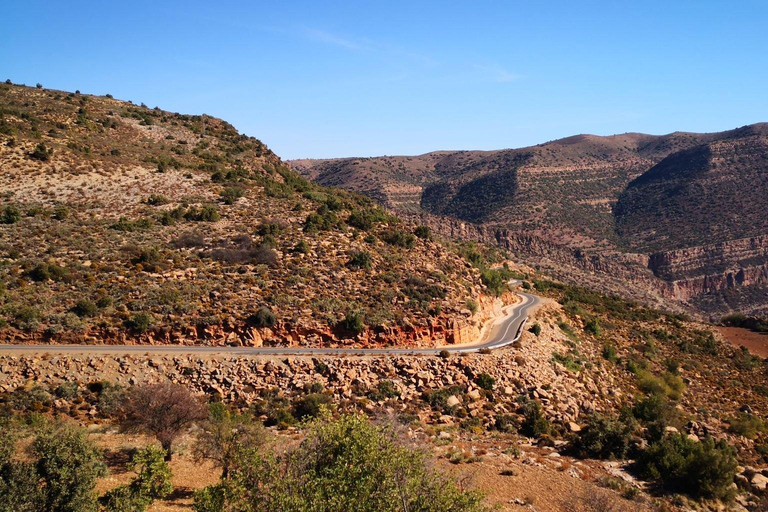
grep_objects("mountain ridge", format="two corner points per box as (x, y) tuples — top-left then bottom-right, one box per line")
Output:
(293, 124), (768, 318)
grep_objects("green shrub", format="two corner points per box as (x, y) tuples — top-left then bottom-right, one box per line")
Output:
(414, 225), (432, 239)
(0, 205), (21, 224)
(101, 445), (173, 512)
(368, 380), (400, 401)
(193, 403), (267, 479)
(293, 393), (332, 420)
(727, 413), (768, 439)
(111, 217), (154, 232)
(382, 229), (415, 248)
(347, 251), (372, 270)
(185, 204), (220, 222)
(247, 307), (276, 328)
(144, 194), (170, 206)
(346, 208), (388, 231)
(194, 413), (488, 512)
(341, 310), (365, 333)
(294, 239), (310, 254)
(584, 317), (601, 336)
(30, 143), (53, 161)
(52, 204), (69, 220)
(520, 400), (550, 438)
(28, 261), (69, 282)
(219, 186), (245, 205)
(72, 299), (97, 317)
(602, 343), (618, 362)
(125, 312), (153, 333)
(636, 371), (686, 400)
(530, 323), (542, 337)
(571, 414), (634, 460)
(303, 205), (339, 233)
(635, 434), (737, 500)
(465, 298), (479, 315)
(475, 373), (495, 391)
(480, 268), (510, 296)
(31, 423), (107, 512)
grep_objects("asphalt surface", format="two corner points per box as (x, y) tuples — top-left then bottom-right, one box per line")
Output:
(0, 292), (541, 357)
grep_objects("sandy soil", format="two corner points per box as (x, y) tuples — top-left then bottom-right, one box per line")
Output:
(717, 326), (768, 358)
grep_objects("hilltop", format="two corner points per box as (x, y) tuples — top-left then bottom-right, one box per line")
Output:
(0, 82), (503, 347)
(293, 125), (768, 317)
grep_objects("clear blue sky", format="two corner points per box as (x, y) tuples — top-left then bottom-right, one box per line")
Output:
(2, 1), (767, 159)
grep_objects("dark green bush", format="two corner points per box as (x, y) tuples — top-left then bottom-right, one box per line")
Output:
(382, 229), (415, 249)
(0, 205), (21, 224)
(1, 423), (108, 512)
(194, 414), (488, 512)
(247, 307), (276, 328)
(635, 434), (737, 500)
(125, 312), (153, 333)
(220, 186), (245, 205)
(293, 393), (332, 420)
(368, 380), (400, 401)
(28, 262), (69, 282)
(414, 225), (432, 239)
(100, 445), (172, 512)
(347, 251), (372, 270)
(340, 310), (365, 333)
(475, 373), (495, 391)
(346, 208), (388, 231)
(30, 143), (53, 161)
(519, 400), (550, 438)
(571, 414), (634, 460)
(72, 299), (97, 317)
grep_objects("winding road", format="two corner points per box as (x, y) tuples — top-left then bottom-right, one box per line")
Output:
(0, 292), (541, 357)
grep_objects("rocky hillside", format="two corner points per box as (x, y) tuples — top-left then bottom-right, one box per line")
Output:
(293, 125), (768, 318)
(0, 82), (501, 347)
(5, 275), (768, 510)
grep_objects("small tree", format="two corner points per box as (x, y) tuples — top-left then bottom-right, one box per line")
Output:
(117, 382), (207, 460)
(101, 445), (173, 512)
(520, 399), (550, 438)
(32, 422), (107, 512)
(194, 402), (267, 479)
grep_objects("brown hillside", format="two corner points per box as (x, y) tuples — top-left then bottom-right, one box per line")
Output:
(0, 83), (496, 347)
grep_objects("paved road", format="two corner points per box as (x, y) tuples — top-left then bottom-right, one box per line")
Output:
(0, 292), (541, 357)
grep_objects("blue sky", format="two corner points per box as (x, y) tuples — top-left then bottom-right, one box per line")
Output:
(2, 1), (767, 159)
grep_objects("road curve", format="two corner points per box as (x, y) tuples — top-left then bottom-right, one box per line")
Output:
(0, 292), (541, 357)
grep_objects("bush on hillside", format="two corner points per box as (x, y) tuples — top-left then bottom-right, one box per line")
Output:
(634, 434), (737, 500)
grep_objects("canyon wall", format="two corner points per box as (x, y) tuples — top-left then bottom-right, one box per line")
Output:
(407, 212), (768, 317)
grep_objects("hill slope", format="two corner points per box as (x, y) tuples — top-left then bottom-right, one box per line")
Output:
(293, 126), (768, 317)
(0, 83), (498, 347)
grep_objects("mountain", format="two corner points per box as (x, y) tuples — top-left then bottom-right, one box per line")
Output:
(0, 82), (497, 347)
(292, 125), (768, 318)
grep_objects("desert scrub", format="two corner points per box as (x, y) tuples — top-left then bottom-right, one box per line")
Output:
(347, 251), (372, 270)
(634, 434), (737, 500)
(125, 312), (153, 333)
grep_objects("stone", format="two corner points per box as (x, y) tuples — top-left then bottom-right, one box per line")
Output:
(446, 395), (461, 407)
(750, 473), (768, 492)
